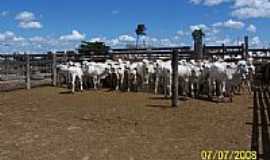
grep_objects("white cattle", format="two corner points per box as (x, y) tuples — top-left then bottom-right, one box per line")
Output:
(82, 62), (110, 89)
(206, 61), (229, 98)
(55, 58), (254, 102)
(204, 60), (252, 99)
(57, 63), (83, 93)
(107, 62), (126, 91)
(154, 60), (201, 98)
(162, 61), (172, 97)
(153, 60), (164, 94)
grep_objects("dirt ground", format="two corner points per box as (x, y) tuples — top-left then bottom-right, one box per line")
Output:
(0, 87), (253, 160)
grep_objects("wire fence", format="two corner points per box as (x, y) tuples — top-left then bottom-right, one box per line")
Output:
(0, 55), (26, 91)
(0, 54), (54, 91)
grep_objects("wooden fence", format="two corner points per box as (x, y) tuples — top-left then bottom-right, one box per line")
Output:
(0, 45), (270, 92)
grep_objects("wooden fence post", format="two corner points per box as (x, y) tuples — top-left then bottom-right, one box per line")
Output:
(4, 57), (8, 76)
(25, 54), (31, 90)
(52, 53), (57, 86)
(171, 49), (179, 107)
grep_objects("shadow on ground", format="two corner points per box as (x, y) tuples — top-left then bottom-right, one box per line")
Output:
(149, 96), (190, 101)
(59, 91), (73, 94)
(146, 104), (173, 109)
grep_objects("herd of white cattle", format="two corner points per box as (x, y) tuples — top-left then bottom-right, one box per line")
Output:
(56, 58), (255, 101)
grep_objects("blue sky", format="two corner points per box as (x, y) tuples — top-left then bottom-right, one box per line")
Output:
(0, 0), (270, 53)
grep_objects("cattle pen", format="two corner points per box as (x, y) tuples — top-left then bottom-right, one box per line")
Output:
(1, 42), (270, 159)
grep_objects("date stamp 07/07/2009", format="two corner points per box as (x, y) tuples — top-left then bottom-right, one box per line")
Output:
(200, 150), (257, 160)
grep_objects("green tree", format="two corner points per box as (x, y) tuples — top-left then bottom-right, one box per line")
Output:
(192, 29), (205, 42)
(77, 41), (110, 55)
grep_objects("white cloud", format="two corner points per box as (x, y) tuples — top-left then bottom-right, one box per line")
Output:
(87, 35), (136, 48)
(248, 36), (268, 48)
(16, 11), (35, 21)
(0, 31), (87, 53)
(231, 0), (270, 18)
(190, 0), (270, 19)
(15, 11), (43, 29)
(88, 37), (118, 46)
(89, 37), (107, 42)
(29, 35), (82, 52)
(190, 24), (209, 31)
(0, 11), (8, 17)
(112, 10), (120, 15)
(210, 28), (220, 35)
(87, 35), (180, 48)
(190, 0), (230, 6)
(204, 0), (230, 6)
(13, 37), (25, 42)
(0, 31), (28, 52)
(159, 38), (178, 47)
(212, 22), (223, 27)
(232, 6), (270, 18)
(247, 24), (256, 33)
(176, 30), (185, 36)
(108, 39), (120, 46)
(250, 36), (261, 47)
(60, 30), (86, 41)
(189, 24), (221, 38)
(212, 19), (245, 29)
(29, 36), (47, 43)
(223, 19), (245, 29)
(205, 36), (233, 45)
(99, 35), (136, 47)
(0, 31), (16, 41)
(176, 30), (189, 36)
(118, 35), (136, 42)
(215, 38), (232, 45)
(19, 21), (42, 29)
(190, 0), (202, 5)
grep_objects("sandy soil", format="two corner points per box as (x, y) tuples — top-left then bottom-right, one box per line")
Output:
(0, 87), (253, 160)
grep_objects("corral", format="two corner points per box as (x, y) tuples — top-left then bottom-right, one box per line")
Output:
(1, 37), (270, 159)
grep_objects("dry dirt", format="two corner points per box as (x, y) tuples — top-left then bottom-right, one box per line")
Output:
(0, 87), (253, 160)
